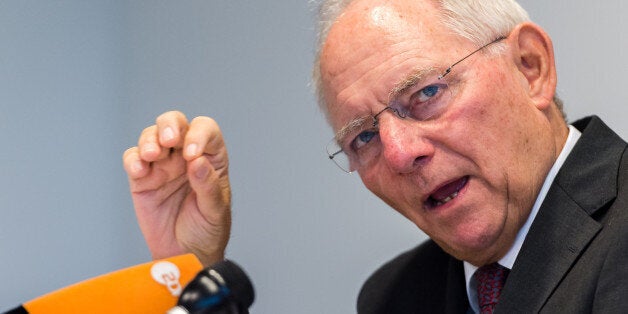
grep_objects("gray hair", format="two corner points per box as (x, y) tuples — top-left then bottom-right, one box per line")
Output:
(312, 0), (565, 120)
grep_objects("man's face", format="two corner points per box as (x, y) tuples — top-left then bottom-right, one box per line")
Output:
(320, 0), (558, 265)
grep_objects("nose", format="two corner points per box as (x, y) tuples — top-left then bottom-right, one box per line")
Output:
(377, 115), (434, 173)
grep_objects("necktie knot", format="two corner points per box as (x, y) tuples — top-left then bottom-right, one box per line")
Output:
(475, 263), (509, 314)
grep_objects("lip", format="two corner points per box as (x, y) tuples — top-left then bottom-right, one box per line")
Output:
(424, 176), (469, 210)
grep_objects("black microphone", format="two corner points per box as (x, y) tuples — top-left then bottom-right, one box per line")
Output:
(167, 260), (255, 314)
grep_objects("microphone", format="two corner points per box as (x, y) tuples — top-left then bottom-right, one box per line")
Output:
(168, 260), (255, 314)
(2, 254), (203, 314)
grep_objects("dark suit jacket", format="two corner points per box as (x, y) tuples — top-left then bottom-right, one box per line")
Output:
(357, 116), (628, 314)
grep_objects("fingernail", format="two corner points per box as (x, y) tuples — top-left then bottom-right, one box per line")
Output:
(132, 161), (143, 173)
(143, 143), (158, 154)
(186, 143), (198, 156)
(195, 163), (209, 180)
(162, 127), (175, 142)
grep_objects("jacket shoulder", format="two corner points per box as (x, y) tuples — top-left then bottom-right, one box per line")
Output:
(357, 240), (464, 314)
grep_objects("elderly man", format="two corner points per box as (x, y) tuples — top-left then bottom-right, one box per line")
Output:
(124, 0), (628, 313)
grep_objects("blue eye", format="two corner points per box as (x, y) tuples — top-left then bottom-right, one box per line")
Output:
(352, 130), (378, 149)
(418, 85), (440, 102)
(400, 82), (450, 121)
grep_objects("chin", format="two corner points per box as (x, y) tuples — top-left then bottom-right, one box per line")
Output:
(435, 223), (505, 264)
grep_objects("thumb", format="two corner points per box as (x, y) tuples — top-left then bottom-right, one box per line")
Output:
(186, 155), (232, 266)
(187, 155), (232, 225)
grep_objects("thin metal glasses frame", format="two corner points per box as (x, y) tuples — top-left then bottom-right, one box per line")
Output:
(327, 36), (507, 173)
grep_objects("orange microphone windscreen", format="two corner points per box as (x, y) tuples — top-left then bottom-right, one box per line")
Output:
(22, 254), (203, 313)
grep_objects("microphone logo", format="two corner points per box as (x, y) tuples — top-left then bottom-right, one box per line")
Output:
(151, 261), (183, 297)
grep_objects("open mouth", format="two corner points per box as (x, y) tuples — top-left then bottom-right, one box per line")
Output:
(425, 176), (469, 209)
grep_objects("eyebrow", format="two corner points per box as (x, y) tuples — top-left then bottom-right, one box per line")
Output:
(334, 115), (371, 144)
(388, 67), (436, 104)
(333, 67), (436, 145)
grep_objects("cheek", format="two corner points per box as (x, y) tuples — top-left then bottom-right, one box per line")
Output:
(448, 69), (529, 151)
(438, 90), (526, 195)
(442, 100), (506, 167)
(360, 169), (395, 204)
(359, 168), (415, 215)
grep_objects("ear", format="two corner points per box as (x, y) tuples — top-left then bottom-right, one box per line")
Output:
(508, 22), (557, 111)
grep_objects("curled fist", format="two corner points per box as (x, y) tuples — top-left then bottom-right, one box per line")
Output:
(123, 111), (231, 267)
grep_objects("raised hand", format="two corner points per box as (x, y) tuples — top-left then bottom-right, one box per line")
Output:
(123, 111), (231, 267)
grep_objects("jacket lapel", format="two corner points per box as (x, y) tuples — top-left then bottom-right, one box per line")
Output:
(445, 257), (470, 314)
(496, 116), (626, 313)
(496, 185), (601, 312)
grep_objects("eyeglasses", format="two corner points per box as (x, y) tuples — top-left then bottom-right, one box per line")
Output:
(326, 36), (507, 173)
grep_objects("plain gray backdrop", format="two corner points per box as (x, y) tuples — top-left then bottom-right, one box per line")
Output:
(1, 1), (626, 313)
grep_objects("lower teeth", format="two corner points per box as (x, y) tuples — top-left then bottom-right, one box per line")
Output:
(436, 192), (458, 206)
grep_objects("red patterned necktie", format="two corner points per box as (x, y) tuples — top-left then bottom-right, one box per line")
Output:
(475, 263), (510, 314)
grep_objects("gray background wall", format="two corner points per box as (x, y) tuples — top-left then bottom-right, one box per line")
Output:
(0, 1), (626, 313)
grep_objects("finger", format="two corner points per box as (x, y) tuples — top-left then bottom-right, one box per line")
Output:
(156, 111), (189, 149)
(123, 146), (150, 179)
(128, 150), (188, 194)
(138, 125), (169, 162)
(187, 155), (231, 222)
(183, 116), (227, 163)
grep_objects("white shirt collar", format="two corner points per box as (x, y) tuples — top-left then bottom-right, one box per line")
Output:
(463, 125), (581, 313)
